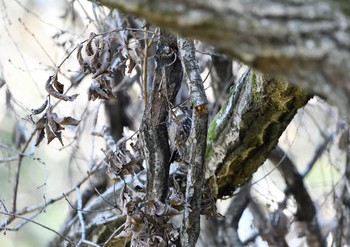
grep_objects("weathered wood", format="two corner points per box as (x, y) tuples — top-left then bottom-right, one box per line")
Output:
(206, 70), (310, 198)
(140, 32), (183, 203)
(96, 0), (350, 118)
(178, 37), (208, 247)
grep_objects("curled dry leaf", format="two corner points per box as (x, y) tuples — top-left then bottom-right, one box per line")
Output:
(45, 75), (79, 101)
(85, 32), (96, 56)
(88, 76), (115, 101)
(49, 73), (64, 94)
(35, 116), (47, 130)
(50, 112), (80, 126)
(90, 38), (103, 74)
(77, 44), (90, 73)
(31, 99), (48, 115)
(35, 128), (45, 146)
(146, 199), (182, 217)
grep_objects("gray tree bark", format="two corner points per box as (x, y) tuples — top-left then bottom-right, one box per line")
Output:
(96, 0), (350, 118)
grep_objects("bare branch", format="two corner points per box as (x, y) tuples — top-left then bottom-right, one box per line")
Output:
(269, 146), (326, 247)
(178, 37), (208, 247)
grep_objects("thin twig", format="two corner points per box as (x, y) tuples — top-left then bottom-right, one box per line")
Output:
(142, 25), (149, 105)
(1, 161), (102, 230)
(76, 187), (87, 245)
(12, 131), (35, 214)
(0, 211), (73, 246)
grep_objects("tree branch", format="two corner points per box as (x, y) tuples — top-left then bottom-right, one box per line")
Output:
(206, 70), (310, 198)
(269, 146), (326, 247)
(140, 31), (182, 203)
(178, 37), (208, 247)
(96, 0), (350, 117)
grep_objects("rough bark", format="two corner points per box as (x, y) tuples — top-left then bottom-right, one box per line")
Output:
(96, 0), (350, 118)
(178, 38), (208, 247)
(206, 70), (310, 198)
(140, 31), (183, 203)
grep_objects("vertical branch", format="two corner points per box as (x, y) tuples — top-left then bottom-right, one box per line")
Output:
(140, 31), (182, 203)
(178, 37), (208, 247)
(142, 25), (149, 105)
(269, 146), (326, 247)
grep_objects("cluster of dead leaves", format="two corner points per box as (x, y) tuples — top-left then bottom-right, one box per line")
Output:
(76, 32), (138, 101)
(103, 136), (218, 246)
(113, 183), (184, 246)
(105, 134), (144, 182)
(31, 72), (80, 146)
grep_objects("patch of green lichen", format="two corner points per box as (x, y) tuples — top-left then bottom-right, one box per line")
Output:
(250, 70), (260, 101)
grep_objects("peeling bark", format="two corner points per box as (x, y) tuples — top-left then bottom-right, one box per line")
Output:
(96, 0), (350, 118)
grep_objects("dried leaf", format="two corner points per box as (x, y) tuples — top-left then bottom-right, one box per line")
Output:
(45, 124), (56, 144)
(85, 33), (96, 56)
(90, 37), (103, 73)
(77, 44), (90, 73)
(55, 130), (64, 146)
(31, 99), (48, 115)
(52, 74), (64, 94)
(88, 77), (115, 101)
(128, 57), (136, 74)
(35, 128), (45, 146)
(51, 112), (80, 126)
(45, 76), (79, 101)
(146, 199), (181, 217)
(35, 116), (47, 130)
(92, 38), (111, 78)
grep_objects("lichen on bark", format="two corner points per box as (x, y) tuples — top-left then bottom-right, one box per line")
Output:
(206, 70), (310, 198)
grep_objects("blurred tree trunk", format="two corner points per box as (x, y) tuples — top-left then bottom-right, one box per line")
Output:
(96, 0), (350, 118)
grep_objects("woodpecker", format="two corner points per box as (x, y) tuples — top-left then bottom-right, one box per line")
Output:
(168, 106), (192, 163)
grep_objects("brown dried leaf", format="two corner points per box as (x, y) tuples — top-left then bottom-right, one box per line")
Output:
(92, 38), (111, 78)
(35, 116), (47, 130)
(90, 37), (103, 73)
(85, 33), (96, 56)
(55, 131), (64, 146)
(51, 112), (80, 126)
(45, 76), (79, 101)
(35, 128), (45, 146)
(88, 78), (115, 101)
(128, 57), (136, 74)
(31, 99), (48, 115)
(45, 123), (56, 144)
(77, 44), (90, 73)
(52, 74), (64, 94)
(146, 199), (181, 217)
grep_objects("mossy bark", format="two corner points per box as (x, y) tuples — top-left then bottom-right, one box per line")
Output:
(206, 70), (310, 198)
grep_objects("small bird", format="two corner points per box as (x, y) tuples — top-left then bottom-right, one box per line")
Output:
(168, 106), (192, 164)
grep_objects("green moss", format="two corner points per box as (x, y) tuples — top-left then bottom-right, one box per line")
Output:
(250, 70), (261, 101)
